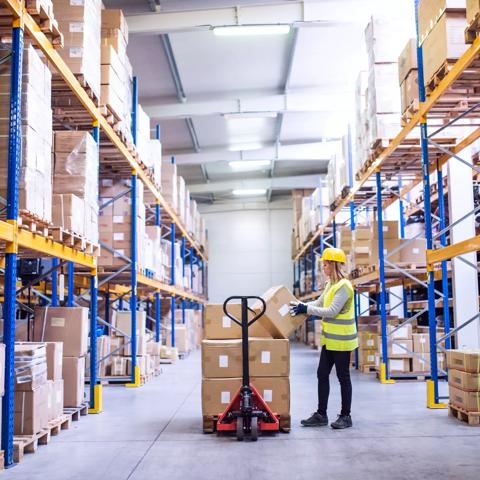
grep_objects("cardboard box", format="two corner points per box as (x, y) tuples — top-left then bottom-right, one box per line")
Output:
(398, 38), (418, 84)
(400, 238), (426, 264)
(62, 356), (85, 408)
(359, 349), (376, 366)
(418, 0), (466, 44)
(114, 310), (146, 337)
(467, 0), (480, 24)
(448, 369), (480, 391)
(379, 323), (413, 340)
(422, 12), (468, 85)
(201, 340), (242, 378)
(48, 379), (64, 421)
(201, 377), (290, 417)
(111, 356), (127, 376)
(353, 227), (372, 241)
(248, 338), (290, 377)
(254, 286), (307, 339)
(33, 307), (89, 357)
(447, 350), (480, 373)
(14, 343), (48, 391)
(358, 332), (378, 350)
(378, 338), (413, 358)
(388, 358), (411, 373)
(46, 342), (63, 381)
(166, 324), (190, 354)
(123, 334), (147, 357)
(14, 382), (49, 435)
(401, 70), (419, 113)
(371, 220), (399, 239)
(449, 385), (480, 412)
(412, 352), (446, 372)
(204, 303), (271, 340)
(413, 333), (430, 353)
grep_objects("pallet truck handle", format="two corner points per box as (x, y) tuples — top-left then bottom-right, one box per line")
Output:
(223, 296), (267, 328)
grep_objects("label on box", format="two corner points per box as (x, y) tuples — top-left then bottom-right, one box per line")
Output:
(261, 351), (271, 364)
(69, 22), (84, 33)
(70, 0), (84, 5)
(48, 396), (52, 408)
(113, 232), (125, 241)
(51, 317), (65, 327)
(222, 316), (231, 329)
(114, 249), (125, 258)
(392, 343), (407, 355)
(412, 248), (420, 254)
(221, 391), (230, 404)
(366, 339), (374, 347)
(113, 216), (123, 224)
(69, 48), (83, 58)
(278, 304), (289, 317)
(102, 179), (113, 187)
(419, 336), (426, 344)
(56, 391), (62, 402)
(263, 389), (273, 402)
(219, 355), (228, 368)
(375, 356), (380, 367)
(392, 326), (409, 339)
(367, 355), (375, 362)
(390, 359), (405, 370)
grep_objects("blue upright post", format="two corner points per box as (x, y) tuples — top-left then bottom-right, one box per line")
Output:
(181, 236), (186, 287)
(156, 124), (161, 141)
(182, 299), (186, 324)
(2, 24), (23, 468)
(332, 219), (337, 247)
(119, 297), (124, 311)
(436, 166), (451, 351)
(155, 202), (161, 343)
(376, 170), (391, 383)
(311, 245), (316, 292)
(190, 247), (194, 291)
(128, 173), (138, 386)
(89, 272), (101, 412)
(67, 261), (74, 307)
(104, 290), (110, 336)
(398, 177), (409, 318)
(171, 221), (176, 347)
(415, 0), (441, 406)
(320, 235), (325, 254)
(51, 258), (59, 307)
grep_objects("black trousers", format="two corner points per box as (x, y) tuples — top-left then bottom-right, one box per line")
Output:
(317, 346), (352, 416)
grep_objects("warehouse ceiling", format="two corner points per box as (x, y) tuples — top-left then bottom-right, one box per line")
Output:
(103, 0), (409, 205)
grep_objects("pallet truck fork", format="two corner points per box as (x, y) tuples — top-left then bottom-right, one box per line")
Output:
(216, 296), (280, 441)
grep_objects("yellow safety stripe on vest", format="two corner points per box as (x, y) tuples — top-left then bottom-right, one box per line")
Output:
(323, 332), (358, 341)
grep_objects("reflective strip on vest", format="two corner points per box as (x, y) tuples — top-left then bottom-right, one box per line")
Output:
(324, 317), (356, 325)
(323, 332), (358, 341)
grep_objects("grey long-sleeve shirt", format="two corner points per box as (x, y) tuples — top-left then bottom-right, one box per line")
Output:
(306, 284), (350, 318)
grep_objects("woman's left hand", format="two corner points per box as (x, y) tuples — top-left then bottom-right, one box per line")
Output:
(289, 301), (308, 316)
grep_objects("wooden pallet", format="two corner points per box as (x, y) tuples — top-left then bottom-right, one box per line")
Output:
(13, 429), (51, 463)
(50, 227), (100, 256)
(202, 414), (291, 434)
(64, 402), (89, 422)
(360, 364), (376, 373)
(465, 12), (480, 44)
(425, 61), (457, 96)
(401, 99), (420, 125)
(449, 404), (480, 426)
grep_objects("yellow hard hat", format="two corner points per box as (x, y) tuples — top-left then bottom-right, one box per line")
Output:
(321, 247), (347, 264)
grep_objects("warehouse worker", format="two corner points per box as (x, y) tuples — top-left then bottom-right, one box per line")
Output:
(290, 247), (358, 430)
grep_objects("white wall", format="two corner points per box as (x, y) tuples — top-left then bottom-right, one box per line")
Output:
(201, 202), (293, 303)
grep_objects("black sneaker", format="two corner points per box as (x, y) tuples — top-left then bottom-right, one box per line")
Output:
(301, 412), (328, 427)
(331, 414), (352, 429)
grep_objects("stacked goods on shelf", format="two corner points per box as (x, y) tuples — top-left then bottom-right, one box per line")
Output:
(14, 343), (49, 435)
(376, 322), (413, 374)
(53, 131), (99, 244)
(106, 311), (159, 379)
(467, 0), (480, 27)
(357, 316), (379, 370)
(363, 14), (415, 150)
(447, 350), (480, 415)
(327, 135), (353, 208)
(291, 189), (313, 251)
(85, 335), (111, 378)
(398, 39), (419, 118)
(0, 44), (53, 222)
(161, 162), (178, 212)
(101, 8), (134, 145)
(201, 289), (301, 424)
(98, 178), (147, 269)
(32, 307), (88, 407)
(54, 0), (101, 100)
(165, 307), (204, 354)
(351, 225), (373, 267)
(411, 331), (446, 373)
(45, 342), (64, 422)
(354, 71), (368, 171)
(418, 1), (467, 87)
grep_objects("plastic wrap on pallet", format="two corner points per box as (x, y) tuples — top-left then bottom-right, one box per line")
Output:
(0, 44), (53, 222)
(54, 0), (102, 100)
(14, 343), (48, 391)
(161, 162), (178, 211)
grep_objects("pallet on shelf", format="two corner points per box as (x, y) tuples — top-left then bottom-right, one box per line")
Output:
(50, 227), (100, 256)
(449, 404), (480, 426)
(465, 13), (480, 44)
(401, 99), (420, 125)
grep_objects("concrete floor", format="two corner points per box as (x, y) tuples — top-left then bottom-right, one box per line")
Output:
(4, 343), (480, 479)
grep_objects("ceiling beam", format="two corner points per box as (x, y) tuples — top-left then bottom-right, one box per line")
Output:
(126, 2), (362, 35)
(188, 174), (326, 195)
(143, 89), (351, 120)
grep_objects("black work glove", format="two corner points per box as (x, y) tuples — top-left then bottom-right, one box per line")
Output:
(289, 301), (308, 316)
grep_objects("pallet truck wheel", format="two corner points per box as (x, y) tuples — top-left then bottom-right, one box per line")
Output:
(236, 417), (244, 441)
(250, 417), (258, 442)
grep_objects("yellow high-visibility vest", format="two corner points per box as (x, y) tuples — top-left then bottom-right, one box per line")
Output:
(321, 278), (358, 351)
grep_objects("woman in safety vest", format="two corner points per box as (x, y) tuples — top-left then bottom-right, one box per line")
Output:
(290, 247), (358, 429)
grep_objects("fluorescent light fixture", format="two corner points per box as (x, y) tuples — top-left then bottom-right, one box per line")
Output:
(214, 25), (291, 36)
(229, 160), (271, 171)
(232, 188), (267, 196)
(228, 143), (263, 152)
(223, 112), (278, 120)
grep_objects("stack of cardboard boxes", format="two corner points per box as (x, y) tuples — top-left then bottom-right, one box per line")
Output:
(201, 287), (307, 429)
(54, 0), (101, 101)
(33, 307), (89, 408)
(419, 1), (467, 88)
(447, 349), (480, 415)
(412, 329), (446, 373)
(0, 44), (53, 223)
(165, 307), (203, 355)
(53, 131), (99, 244)
(398, 39), (419, 118)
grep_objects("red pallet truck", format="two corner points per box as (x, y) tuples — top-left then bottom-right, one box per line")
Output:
(216, 296), (280, 441)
